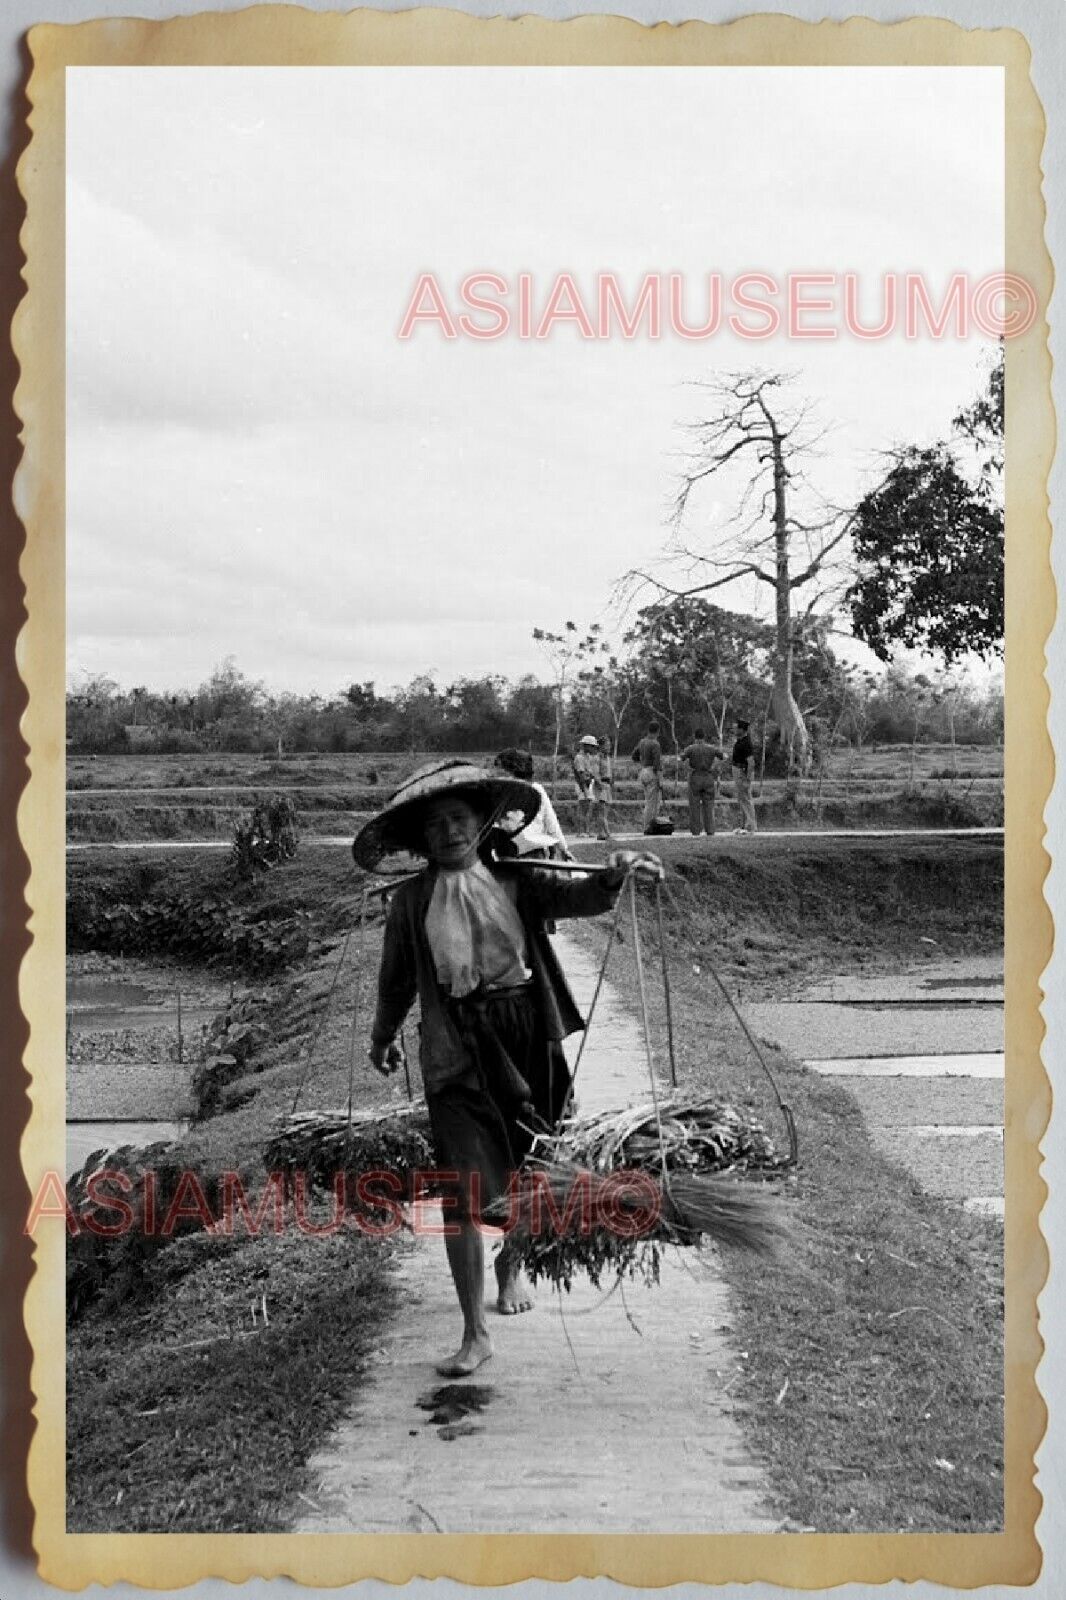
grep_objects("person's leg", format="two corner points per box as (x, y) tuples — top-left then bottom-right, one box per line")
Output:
(438, 1222), (494, 1376)
(705, 783), (717, 835)
(650, 770), (662, 827)
(688, 781), (700, 834)
(734, 773), (747, 829)
(737, 774), (756, 831)
(494, 1235), (535, 1314)
(641, 768), (656, 831)
(745, 776), (758, 832)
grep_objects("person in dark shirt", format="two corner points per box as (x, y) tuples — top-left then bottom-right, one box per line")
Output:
(630, 721), (663, 833)
(730, 717), (758, 833)
(681, 728), (723, 835)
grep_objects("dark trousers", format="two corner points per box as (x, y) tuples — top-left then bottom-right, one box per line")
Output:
(687, 776), (717, 835)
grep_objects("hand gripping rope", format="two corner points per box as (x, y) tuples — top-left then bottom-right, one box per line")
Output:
(290, 821), (796, 1174)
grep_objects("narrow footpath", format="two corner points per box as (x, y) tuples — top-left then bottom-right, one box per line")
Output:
(292, 930), (780, 1535)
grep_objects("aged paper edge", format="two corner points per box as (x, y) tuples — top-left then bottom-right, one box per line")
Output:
(11, 6), (1053, 1589)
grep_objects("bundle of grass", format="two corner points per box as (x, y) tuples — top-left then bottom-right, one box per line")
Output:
(488, 1161), (794, 1292)
(263, 1102), (435, 1202)
(538, 1094), (789, 1179)
(485, 1096), (796, 1292)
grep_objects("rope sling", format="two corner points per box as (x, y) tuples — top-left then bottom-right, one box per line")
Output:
(285, 841), (797, 1177)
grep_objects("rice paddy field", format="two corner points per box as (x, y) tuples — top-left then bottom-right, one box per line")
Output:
(66, 743), (1004, 842)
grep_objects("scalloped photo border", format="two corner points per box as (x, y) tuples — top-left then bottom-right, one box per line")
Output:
(11, 7), (1054, 1588)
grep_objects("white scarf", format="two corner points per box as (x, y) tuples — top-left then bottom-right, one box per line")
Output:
(424, 860), (530, 998)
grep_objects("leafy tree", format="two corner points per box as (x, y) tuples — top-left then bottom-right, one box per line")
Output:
(575, 649), (641, 758)
(441, 676), (511, 752)
(505, 676), (557, 750)
(531, 622), (603, 790)
(345, 681), (379, 717)
(66, 673), (126, 751)
(629, 599), (769, 746)
(395, 673), (444, 752)
(848, 351), (1004, 663)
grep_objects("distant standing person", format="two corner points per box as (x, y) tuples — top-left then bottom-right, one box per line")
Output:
(681, 728), (722, 837)
(631, 721), (663, 834)
(572, 735), (599, 836)
(731, 717), (758, 834)
(591, 737), (614, 840)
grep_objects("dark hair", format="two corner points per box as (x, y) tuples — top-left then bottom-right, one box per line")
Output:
(495, 747), (532, 780)
(735, 717), (750, 730)
(693, 728), (705, 740)
(648, 721), (659, 734)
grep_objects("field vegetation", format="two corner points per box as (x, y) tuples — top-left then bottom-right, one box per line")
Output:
(66, 743), (1004, 845)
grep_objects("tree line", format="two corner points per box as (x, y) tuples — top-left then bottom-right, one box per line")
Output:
(67, 628), (1002, 762)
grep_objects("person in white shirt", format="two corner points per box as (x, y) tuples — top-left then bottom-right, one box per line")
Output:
(494, 748), (572, 860)
(572, 734), (600, 837)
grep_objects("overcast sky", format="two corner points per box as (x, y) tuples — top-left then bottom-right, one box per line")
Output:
(66, 66), (1003, 696)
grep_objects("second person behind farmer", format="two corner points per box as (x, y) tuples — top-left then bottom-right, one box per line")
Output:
(631, 721), (663, 833)
(494, 748), (571, 860)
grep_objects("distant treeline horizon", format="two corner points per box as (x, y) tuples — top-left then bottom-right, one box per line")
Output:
(67, 638), (1003, 761)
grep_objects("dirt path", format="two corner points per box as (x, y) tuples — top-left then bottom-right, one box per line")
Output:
(291, 931), (780, 1535)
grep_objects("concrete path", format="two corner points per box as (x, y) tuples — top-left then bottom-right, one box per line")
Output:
(292, 932), (779, 1535)
(752, 958), (1004, 1218)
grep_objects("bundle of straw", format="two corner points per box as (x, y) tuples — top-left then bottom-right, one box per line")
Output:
(263, 1102), (435, 1200)
(263, 1094), (794, 1286)
(530, 1094), (788, 1179)
(486, 1095), (793, 1290)
(486, 1157), (794, 1292)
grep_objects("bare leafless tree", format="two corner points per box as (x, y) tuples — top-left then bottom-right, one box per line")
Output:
(620, 370), (855, 770)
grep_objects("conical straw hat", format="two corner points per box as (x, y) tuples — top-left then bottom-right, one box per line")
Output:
(352, 758), (540, 872)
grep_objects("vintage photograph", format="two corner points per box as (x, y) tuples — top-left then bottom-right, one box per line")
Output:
(51, 50), (1019, 1553)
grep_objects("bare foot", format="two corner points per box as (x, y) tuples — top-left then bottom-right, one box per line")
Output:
(435, 1333), (493, 1378)
(494, 1255), (535, 1315)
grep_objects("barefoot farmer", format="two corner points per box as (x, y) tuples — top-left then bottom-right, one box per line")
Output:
(353, 759), (661, 1378)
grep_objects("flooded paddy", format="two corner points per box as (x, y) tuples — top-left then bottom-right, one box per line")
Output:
(66, 952), (231, 1176)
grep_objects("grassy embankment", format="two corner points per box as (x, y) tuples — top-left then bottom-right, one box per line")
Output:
(66, 846), (404, 1533)
(67, 832), (1004, 1533)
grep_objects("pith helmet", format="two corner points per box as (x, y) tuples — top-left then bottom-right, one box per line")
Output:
(351, 759), (539, 872)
